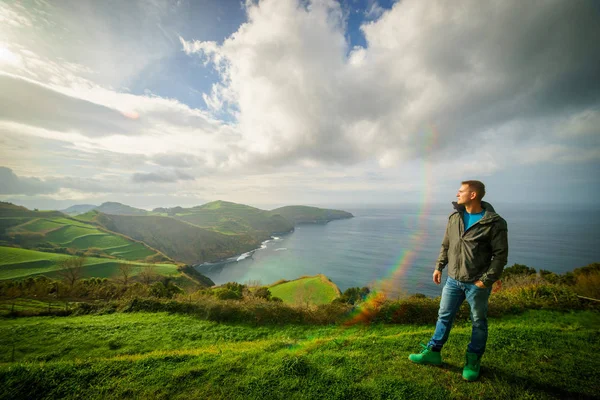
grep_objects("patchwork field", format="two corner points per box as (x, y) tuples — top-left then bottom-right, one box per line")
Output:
(0, 310), (598, 399)
(269, 274), (341, 305)
(0, 246), (178, 280)
(4, 216), (159, 261)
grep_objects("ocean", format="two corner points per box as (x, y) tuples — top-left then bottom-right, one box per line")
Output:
(195, 203), (600, 298)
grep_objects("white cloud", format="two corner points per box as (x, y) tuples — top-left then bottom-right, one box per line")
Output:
(181, 0), (600, 172)
(0, 4), (32, 27)
(1, 0), (599, 207)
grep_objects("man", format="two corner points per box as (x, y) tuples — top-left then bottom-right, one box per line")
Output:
(408, 180), (508, 381)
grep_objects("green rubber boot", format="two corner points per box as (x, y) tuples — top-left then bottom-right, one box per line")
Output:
(408, 344), (442, 365)
(462, 352), (481, 381)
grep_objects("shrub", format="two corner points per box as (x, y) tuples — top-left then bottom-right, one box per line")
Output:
(254, 287), (272, 300)
(334, 287), (371, 305)
(502, 263), (536, 278)
(573, 270), (600, 299)
(214, 288), (242, 300)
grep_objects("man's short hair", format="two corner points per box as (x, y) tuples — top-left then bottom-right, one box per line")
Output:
(462, 180), (486, 200)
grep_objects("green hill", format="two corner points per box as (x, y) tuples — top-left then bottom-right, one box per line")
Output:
(0, 212), (164, 262)
(270, 205), (353, 224)
(269, 274), (341, 305)
(0, 246), (178, 280)
(154, 200), (294, 237)
(0, 310), (597, 399)
(1, 201), (354, 267)
(94, 213), (261, 265)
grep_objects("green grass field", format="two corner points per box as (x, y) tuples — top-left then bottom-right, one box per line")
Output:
(108, 243), (156, 260)
(4, 216), (161, 261)
(11, 218), (64, 233)
(269, 274), (341, 305)
(0, 247), (178, 280)
(44, 225), (103, 244)
(67, 234), (130, 250)
(0, 310), (598, 399)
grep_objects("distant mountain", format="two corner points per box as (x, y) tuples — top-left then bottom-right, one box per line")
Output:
(96, 202), (148, 216)
(61, 204), (97, 215)
(270, 205), (353, 224)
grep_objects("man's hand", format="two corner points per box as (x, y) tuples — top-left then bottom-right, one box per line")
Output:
(474, 280), (486, 288)
(433, 270), (442, 285)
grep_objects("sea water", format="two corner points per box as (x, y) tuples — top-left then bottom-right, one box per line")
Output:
(195, 203), (600, 297)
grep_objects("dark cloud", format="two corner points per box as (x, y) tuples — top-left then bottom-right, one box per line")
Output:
(0, 74), (140, 137)
(0, 166), (58, 195)
(131, 169), (196, 183)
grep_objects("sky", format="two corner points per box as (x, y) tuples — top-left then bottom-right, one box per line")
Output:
(0, 0), (599, 211)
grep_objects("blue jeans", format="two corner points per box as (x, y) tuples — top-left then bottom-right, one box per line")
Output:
(427, 276), (492, 355)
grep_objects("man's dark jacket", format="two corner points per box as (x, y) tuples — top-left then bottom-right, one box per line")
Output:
(436, 201), (508, 287)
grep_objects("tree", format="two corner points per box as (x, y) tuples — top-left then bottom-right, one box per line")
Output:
(118, 263), (134, 286)
(56, 257), (85, 291)
(139, 265), (158, 285)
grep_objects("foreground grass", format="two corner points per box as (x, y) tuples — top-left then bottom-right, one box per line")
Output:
(1, 310), (598, 399)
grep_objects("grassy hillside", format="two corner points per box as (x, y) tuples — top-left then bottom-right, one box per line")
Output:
(161, 200), (294, 237)
(0, 310), (598, 399)
(0, 246), (178, 280)
(2, 201), (354, 267)
(269, 274), (341, 305)
(94, 213), (261, 265)
(1, 212), (162, 262)
(270, 205), (353, 224)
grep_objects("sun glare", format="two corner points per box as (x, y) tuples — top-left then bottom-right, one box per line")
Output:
(0, 46), (20, 66)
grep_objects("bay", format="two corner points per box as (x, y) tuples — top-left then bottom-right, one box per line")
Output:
(195, 203), (600, 298)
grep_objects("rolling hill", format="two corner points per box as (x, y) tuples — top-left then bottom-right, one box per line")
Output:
(0, 246), (178, 281)
(166, 200), (294, 237)
(268, 274), (342, 305)
(1, 200), (354, 269)
(0, 203), (167, 263)
(93, 213), (261, 265)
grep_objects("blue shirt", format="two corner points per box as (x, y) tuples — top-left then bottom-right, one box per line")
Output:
(463, 209), (485, 231)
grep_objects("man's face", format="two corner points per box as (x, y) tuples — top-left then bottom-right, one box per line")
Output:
(456, 184), (475, 205)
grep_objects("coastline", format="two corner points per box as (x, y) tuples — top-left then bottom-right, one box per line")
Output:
(194, 234), (287, 273)
(193, 215), (352, 279)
